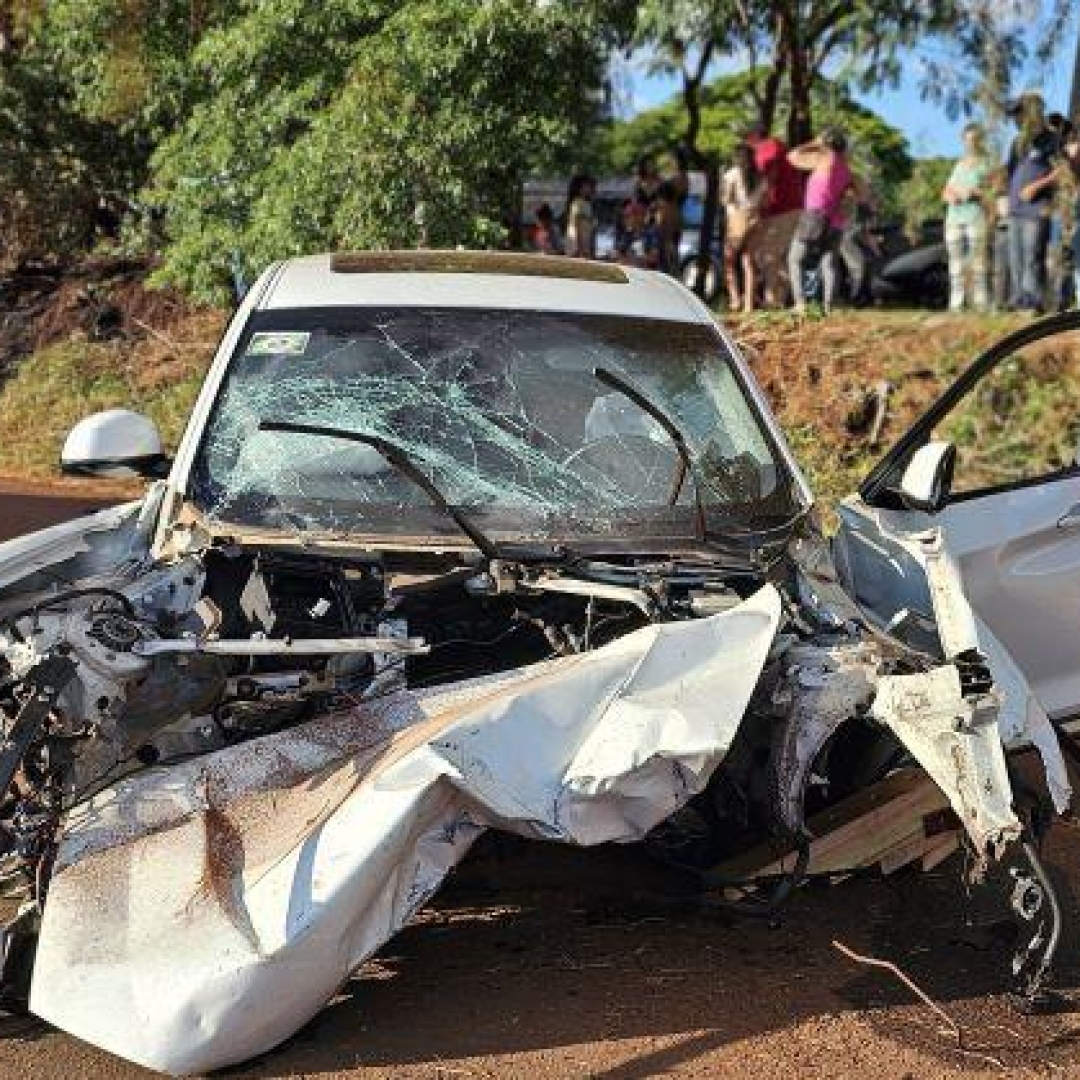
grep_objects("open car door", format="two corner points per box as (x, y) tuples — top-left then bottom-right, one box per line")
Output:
(836, 312), (1080, 721)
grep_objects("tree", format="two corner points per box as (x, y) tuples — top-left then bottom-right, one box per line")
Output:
(764, 1), (961, 146)
(633, 2), (747, 295)
(141, 0), (627, 300)
(41, 0), (240, 140)
(0, 3), (141, 267)
(634, 1), (1075, 153)
(916, 0), (1074, 155)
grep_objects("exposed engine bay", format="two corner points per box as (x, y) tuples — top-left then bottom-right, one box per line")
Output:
(0, 544), (666, 805)
(0, 499), (1070, 1074)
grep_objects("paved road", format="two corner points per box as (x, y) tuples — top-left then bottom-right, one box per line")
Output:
(0, 482), (119, 542)
(3, 486), (1080, 1079)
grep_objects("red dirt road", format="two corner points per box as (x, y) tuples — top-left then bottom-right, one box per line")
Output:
(0, 479), (122, 538)
(3, 486), (1080, 1079)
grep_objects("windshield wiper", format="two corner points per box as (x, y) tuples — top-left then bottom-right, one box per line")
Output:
(258, 420), (501, 560)
(591, 367), (707, 543)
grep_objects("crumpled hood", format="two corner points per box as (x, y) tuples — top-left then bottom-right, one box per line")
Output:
(30, 585), (782, 1075)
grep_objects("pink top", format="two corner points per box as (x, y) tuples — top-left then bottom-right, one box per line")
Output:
(805, 155), (851, 229)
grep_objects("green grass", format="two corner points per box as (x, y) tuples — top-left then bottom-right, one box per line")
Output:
(0, 340), (205, 479)
(725, 309), (1041, 523)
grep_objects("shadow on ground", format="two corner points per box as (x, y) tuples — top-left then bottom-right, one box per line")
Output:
(219, 826), (1080, 1079)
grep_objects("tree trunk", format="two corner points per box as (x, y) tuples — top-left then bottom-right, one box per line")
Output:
(695, 157), (721, 299)
(681, 40), (718, 300)
(754, 7), (787, 137)
(787, 61), (813, 144)
(782, 2), (813, 145)
(758, 60), (782, 136)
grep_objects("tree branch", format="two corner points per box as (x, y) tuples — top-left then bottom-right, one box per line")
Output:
(806, 0), (850, 46)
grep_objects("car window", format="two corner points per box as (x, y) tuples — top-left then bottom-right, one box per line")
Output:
(188, 307), (799, 543)
(930, 329), (1080, 497)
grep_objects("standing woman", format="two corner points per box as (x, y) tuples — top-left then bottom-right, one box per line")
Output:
(721, 144), (766, 311)
(943, 123), (994, 311)
(787, 128), (857, 315)
(564, 174), (596, 259)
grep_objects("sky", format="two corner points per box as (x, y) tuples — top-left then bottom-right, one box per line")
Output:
(623, 10), (1080, 159)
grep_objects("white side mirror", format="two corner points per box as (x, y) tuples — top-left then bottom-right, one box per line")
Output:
(899, 441), (956, 514)
(61, 409), (170, 480)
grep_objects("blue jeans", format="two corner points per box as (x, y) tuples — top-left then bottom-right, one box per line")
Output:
(1008, 215), (1049, 310)
(789, 213), (840, 309)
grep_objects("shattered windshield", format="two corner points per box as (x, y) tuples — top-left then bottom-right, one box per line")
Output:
(188, 307), (799, 544)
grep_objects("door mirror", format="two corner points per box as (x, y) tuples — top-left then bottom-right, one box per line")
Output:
(899, 441), (956, 514)
(61, 410), (171, 480)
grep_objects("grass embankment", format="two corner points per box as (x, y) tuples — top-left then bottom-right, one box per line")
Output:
(0, 304), (1053, 510)
(0, 308), (224, 485)
(730, 309), (1037, 509)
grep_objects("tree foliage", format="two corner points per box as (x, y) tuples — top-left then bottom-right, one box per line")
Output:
(0, 0), (629, 296)
(632, 1), (1076, 148)
(147, 0), (624, 299)
(41, 0), (239, 138)
(898, 156), (955, 234)
(0, 7), (141, 267)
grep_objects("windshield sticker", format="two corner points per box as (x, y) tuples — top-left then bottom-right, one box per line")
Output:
(247, 331), (311, 356)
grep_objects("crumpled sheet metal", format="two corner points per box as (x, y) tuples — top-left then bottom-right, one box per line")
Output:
(871, 666), (1022, 856)
(0, 500), (140, 594)
(857, 521), (1069, 839)
(30, 585), (782, 1076)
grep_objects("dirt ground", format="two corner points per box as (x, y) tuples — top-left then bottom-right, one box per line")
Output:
(7, 487), (1080, 1079)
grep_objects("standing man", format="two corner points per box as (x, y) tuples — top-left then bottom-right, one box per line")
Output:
(1009, 130), (1057, 312)
(746, 122), (804, 215)
(1006, 93), (1055, 312)
(743, 123), (807, 306)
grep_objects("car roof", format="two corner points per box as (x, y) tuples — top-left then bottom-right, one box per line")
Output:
(258, 251), (711, 324)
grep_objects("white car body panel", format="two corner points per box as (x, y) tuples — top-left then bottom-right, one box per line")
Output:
(31, 587), (781, 1076)
(262, 253), (712, 321)
(841, 480), (1080, 718)
(0, 501), (142, 593)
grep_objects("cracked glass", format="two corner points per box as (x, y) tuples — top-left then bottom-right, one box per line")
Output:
(188, 307), (799, 544)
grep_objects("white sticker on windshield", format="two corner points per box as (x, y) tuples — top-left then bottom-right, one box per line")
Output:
(247, 331), (310, 356)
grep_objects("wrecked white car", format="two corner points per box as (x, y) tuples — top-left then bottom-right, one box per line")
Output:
(0, 251), (1075, 1074)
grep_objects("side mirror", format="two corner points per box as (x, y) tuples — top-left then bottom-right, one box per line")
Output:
(899, 441), (956, 514)
(61, 410), (171, 480)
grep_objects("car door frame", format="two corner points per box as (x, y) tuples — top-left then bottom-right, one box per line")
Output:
(860, 310), (1080, 512)
(848, 309), (1080, 723)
